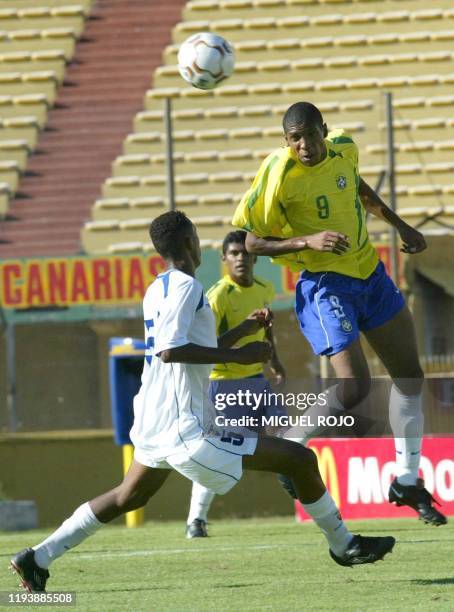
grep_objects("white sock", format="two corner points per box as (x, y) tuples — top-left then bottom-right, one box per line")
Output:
(285, 385), (345, 445)
(302, 491), (353, 557)
(33, 502), (103, 569)
(389, 384), (424, 486)
(187, 482), (215, 524)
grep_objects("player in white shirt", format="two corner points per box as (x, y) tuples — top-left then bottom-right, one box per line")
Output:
(11, 211), (396, 593)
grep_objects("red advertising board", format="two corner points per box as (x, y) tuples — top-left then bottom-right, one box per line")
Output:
(296, 437), (454, 520)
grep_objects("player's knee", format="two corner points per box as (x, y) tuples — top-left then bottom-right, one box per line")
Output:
(285, 444), (318, 477)
(394, 366), (424, 395)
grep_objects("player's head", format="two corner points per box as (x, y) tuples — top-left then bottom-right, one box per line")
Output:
(149, 210), (201, 268)
(283, 101), (328, 167)
(222, 230), (256, 287)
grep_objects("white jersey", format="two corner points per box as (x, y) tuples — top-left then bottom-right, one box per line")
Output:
(130, 268), (217, 460)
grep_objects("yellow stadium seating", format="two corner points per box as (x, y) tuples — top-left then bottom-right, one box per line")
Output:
(0, 181), (11, 217)
(0, 28), (77, 59)
(0, 6), (85, 36)
(0, 139), (30, 169)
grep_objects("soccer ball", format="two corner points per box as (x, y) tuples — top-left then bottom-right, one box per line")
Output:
(177, 32), (235, 90)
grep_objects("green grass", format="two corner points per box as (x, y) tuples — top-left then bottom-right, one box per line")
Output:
(1, 517), (453, 611)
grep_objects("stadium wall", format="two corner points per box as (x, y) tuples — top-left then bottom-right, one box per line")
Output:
(0, 432), (293, 527)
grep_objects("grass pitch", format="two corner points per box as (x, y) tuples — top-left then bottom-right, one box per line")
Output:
(1, 517), (453, 611)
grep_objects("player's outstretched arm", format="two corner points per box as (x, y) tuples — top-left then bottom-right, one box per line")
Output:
(158, 341), (272, 365)
(359, 177), (426, 254)
(217, 308), (273, 348)
(245, 231), (350, 257)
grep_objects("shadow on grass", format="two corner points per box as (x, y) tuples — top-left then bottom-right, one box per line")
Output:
(214, 582), (267, 589)
(85, 586), (172, 593)
(411, 578), (454, 586)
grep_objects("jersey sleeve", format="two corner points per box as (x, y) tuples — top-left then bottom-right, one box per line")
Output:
(232, 153), (286, 237)
(153, 278), (202, 354)
(206, 284), (226, 335)
(326, 129), (359, 169)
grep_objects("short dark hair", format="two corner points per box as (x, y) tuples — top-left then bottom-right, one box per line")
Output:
(282, 101), (324, 133)
(149, 210), (193, 258)
(222, 229), (247, 254)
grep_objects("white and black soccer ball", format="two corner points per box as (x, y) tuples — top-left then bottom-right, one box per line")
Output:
(177, 32), (235, 90)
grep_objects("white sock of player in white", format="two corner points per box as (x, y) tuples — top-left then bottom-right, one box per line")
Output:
(187, 482), (215, 524)
(33, 502), (103, 569)
(389, 384), (424, 486)
(302, 491), (353, 557)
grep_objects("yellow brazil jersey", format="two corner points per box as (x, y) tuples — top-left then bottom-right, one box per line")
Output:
(232, 129), (379, 279)
(208, 274), (275, 380)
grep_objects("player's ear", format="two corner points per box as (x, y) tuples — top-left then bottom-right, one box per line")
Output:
(322, 123), (328, 137)
(184, 232), (195, 253)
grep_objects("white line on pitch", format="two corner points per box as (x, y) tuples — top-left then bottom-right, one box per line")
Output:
(75, 543), (307, 560)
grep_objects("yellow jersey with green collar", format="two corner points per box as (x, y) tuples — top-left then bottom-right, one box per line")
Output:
(232, 129), (379, 279)
(208, 274), (275, 380)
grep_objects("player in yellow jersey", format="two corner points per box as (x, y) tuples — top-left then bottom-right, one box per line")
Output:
(233, 101), (446, 526)
(186, 230), (286, 538)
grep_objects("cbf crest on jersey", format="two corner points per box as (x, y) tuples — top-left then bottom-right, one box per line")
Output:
(336, 175), (347, 190)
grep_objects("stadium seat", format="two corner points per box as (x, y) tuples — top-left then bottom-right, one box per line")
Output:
(0, 115), (40, 149)
(175, 7), (451, 45)
(0, 28), (76, 59)
(0, 138), (29, 169)
(0, 70), (59, 104)
(107, 241), (144, 254)
(377, 11), (410, 23)
(183, 0), (431, 22)
(413, 118), (447, 129)
(0, 50), (66, 82)
(0, 6), (85, 36)
(393, 96), (425, 109)
(4, 1), (93, 13)
(112, 154), (152, 177)
(130, 196), (166, 214)
(0, 180), (11, 217)
(0, 159), (20, 193)
(206, 106), (239, 120)
(435, 139), (454, 151)
(412, 9), (444, 22)
(410, 74), (441, 86)
(0, 93), (48, 126)
(81, 220), (121, 254)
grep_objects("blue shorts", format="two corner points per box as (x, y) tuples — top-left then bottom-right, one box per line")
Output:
(295, 261), (405, 356)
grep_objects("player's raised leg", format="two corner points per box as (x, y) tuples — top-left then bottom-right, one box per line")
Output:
(364, 306), (447, 526)
(10, 464), (171, 592)
(243, 436), (395, 566)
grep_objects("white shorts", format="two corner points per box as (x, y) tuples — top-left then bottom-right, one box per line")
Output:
(134, 434), (258, 495)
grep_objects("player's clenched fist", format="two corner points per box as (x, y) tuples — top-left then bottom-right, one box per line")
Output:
(246, 308), (273, 330)
(305, 231), (350, 255)
(236, 341), (272, 364)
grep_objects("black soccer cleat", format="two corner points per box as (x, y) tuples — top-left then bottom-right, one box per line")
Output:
(388, 477), (447, 526)
(10, 548), (49, 593)
(277, 474), (298, 500)
(186, 519), (208, 539)
(330, 535), (396, 567)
